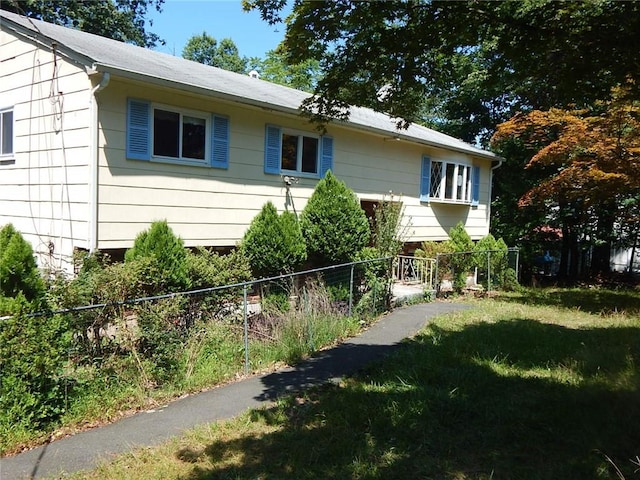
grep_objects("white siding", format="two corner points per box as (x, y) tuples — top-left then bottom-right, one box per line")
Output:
(0, 29), (92, 273)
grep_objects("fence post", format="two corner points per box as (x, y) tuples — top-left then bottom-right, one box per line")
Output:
(348, 263), (355, 316)
(487, 251), (491, 293)
(243, 284), (249, 375)
(434, 254), (440, 296)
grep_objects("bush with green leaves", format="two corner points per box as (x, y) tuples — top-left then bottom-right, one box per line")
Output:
(0, 297), (69, 446)
(300, 171), (370, 267)
(241, 202), (306, 279)
(0, 224), (45, 310)
(474, 233), (510, 289)
(447, 222), (475, 291)
(185, 247), (253, 315)
(124, 220), (189, 294)
(371, 194), (410, 258)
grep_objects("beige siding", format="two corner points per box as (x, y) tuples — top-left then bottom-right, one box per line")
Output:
(0, 29), (92, 272)
(1, 27), (494, 271)
(96, 79), (493, 251)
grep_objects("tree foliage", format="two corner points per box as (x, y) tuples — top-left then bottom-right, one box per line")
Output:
(300, 171), (370, 267)
(241, 202), (306, 278)
(245, 0), (640, 138)
(182, 32), (248, 73)
(248, 48), (322, 93)
(491, 84), (640, 275)
(2, 0), (164, 48)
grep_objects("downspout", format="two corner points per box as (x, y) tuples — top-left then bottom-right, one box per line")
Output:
(487, 157), (504, 231)
(88, 71), (110, 253)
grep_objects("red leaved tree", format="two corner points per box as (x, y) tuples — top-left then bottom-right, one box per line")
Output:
(491, 84), (640, 277)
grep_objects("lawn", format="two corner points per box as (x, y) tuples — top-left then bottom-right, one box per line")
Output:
(71, 288), (640, 479)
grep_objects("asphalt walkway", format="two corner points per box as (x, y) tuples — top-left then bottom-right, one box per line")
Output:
(1, 302), (469, 480)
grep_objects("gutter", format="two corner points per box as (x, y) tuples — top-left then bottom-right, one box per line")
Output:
(487, 157), (504, 226)
(88, 70), (110, 253)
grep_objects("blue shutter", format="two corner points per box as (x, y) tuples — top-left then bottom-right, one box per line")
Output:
(420, 155), (431, 202)
(126, 99), (150, 160)
(320, 136), (333, 177)
(264, 125), (281, 174)
(210, 114), (229, 169)
(471, 165), (480, 206)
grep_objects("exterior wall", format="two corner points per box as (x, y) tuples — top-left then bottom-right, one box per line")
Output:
(96, 78), (493, 251)
(0, 29), (93, 273)
(0, 27), (495, 272)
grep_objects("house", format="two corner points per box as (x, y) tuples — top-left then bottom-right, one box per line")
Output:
(0, 9), (501, 275)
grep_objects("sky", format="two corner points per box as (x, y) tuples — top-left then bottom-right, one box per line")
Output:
(148, 0), (287, 60)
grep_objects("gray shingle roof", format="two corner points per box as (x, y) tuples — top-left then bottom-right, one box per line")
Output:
(1, 9), (497, 160)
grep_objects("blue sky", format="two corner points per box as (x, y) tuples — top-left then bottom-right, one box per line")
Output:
(148, 0), (287, 59)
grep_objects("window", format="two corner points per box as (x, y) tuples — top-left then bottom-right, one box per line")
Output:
(126, 99), (229, 169)
(420, 156), (480, 206)
(0, 108), (14, 158)
(264, 125), (333, 178)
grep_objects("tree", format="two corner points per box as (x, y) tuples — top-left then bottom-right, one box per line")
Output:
(244, 1), (640, 135)
(2, 0), (164, 48)
(300, 171), (370, 267)
(241, 202), (306, 278)
(182, 32), (248, 74)
(247, 47), (322, 93)
(491, 84), (640, 276)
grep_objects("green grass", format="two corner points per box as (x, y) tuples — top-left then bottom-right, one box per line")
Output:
(66, 287), (640, 480)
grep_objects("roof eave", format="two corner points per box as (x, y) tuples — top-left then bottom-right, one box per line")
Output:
(93, 63), (302, 116)
(94, 63), (501, 162)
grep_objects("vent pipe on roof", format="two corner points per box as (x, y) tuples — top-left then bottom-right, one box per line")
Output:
(248, 70), (260, 79)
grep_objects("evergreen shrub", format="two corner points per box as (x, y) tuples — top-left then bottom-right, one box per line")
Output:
(300, 171), (370, 267)
(124, 220), (189, 294)
(0, 224), (45, 309)
(241, 202), (306, 279)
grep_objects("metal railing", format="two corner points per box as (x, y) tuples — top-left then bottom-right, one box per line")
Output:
(393, 255), (435, 289)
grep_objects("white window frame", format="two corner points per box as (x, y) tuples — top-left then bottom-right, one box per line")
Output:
(151, 103), (210, 166)
(280, 128), (320, 177)
(0, 107), (14, 161)
(430, 160), (473, 204)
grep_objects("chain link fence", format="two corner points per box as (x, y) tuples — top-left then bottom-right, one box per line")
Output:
(0, 257), (395, 449)
(434, 247), (520, 295)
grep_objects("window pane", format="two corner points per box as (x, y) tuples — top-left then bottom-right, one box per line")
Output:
(430, 161), (442, 198)
(1, 111), (13, 155)
(281, 133), (298, 171)
(182, 115), (206, 160)
(464, 166), (471, 202)
(301, 136), (318, 173)
(456, 165), (464, 201)
(445, 163), (455, 199)
(154, 109), (179, 158)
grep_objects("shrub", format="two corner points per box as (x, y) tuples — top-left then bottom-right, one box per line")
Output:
(370, 194), (410, 258)
(300, 171), (370, 267)
(124, 220), (189, 294)
(474, 234), (510, 289)
(0, 224), (45, 308)
(0, 297), (69, 443)
(185, 247), (253, 315)
(448, 222), (475, 292)
(241, 202), (306, 279)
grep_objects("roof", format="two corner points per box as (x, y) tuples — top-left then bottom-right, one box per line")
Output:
(0, 9), (498, 161)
